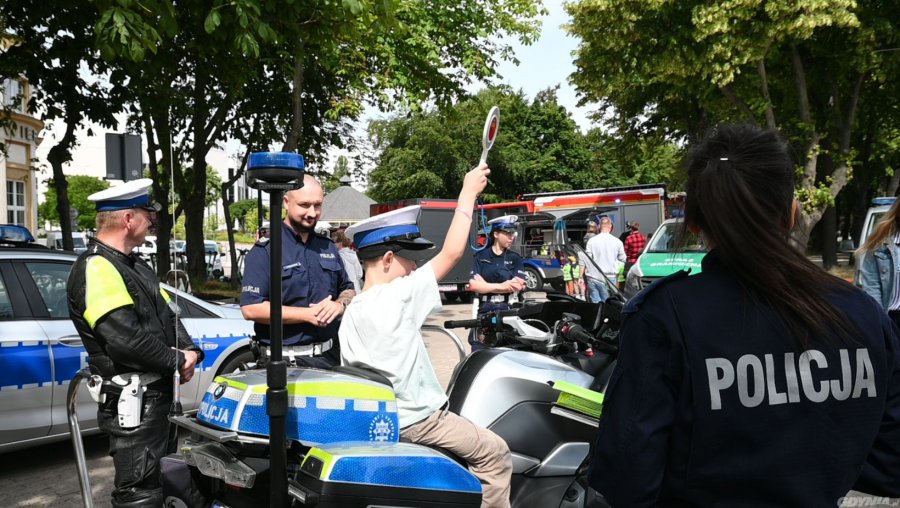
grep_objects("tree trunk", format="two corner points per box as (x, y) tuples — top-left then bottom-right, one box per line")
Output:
(147, 108), (174, 279)
(282, 39), (305, 152)
(221, 154), (248, 288)
(46, 117), (78, 251)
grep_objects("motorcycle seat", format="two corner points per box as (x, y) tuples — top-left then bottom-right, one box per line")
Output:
(332, 365), (394, 389)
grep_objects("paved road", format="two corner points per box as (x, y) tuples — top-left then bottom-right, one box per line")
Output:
(0, 302), (474, 507)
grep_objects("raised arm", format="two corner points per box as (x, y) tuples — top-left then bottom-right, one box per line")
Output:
(430, 164), (490, 280)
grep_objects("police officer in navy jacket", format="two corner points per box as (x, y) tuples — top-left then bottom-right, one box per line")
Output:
(589, 124), (900, 507)
(241, 174), (355, 369)
(468, 215), (527, 350)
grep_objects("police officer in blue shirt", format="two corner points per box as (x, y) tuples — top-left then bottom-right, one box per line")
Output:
(241, 175), (355, 369)
(588, 124), (900, 506)
(468, 215), (527, 351)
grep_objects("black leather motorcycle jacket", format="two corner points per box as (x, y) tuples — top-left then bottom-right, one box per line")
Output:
(67, 238), (202, 389)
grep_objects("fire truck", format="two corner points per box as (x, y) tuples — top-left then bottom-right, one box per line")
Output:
(523, 183), (668, 240)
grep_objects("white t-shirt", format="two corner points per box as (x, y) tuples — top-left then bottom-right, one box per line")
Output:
(338, 262), (447, 428)
(585, 232), (626, 276)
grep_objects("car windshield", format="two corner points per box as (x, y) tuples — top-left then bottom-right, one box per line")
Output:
(72, 237), (86, 249)
(646, 222), (708, 253)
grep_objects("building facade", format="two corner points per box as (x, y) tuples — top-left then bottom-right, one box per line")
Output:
(1, 77), (44, 232)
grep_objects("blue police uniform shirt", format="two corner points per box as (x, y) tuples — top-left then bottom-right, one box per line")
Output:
(471, 247), (526, 285)
(589, 250), (900, 507)
(240, 224), (353, 346)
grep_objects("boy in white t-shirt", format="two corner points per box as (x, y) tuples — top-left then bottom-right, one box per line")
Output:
(339, 163), (512, 508)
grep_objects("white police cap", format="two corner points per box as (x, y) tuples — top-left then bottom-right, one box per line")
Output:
(345, 205), (435, 261)
(488, 214), (518, 231)
(88, 178), (160, 212)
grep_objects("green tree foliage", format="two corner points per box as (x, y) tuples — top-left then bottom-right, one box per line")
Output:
(566, 0), (900, 249)
(322, 156), (352, 193)
(229, 199), (266, 231)
(86, 0), (543, 283)
(2, 2), (123, 250)
(585, 131), (685, 191)
(39, 176), (109, 230)
(366, 87), (594, 202)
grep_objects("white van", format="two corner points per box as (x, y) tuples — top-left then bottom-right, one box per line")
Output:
(46, 231), (88, 253)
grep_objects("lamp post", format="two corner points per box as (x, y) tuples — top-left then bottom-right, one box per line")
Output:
(246, 152), (305, 507)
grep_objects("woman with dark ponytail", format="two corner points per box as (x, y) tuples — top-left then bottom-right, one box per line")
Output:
(588, 124), (900, 506)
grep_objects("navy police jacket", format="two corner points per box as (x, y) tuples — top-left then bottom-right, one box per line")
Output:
(589, 250), (900, 507)
(240, 224), (352, 346)
(471, 247), (527, 284)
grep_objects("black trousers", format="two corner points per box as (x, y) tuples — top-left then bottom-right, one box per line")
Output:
(97, 389), (173, 508)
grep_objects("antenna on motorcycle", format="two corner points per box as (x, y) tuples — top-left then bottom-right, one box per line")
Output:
(247, 151), (306, 507)
(168, 119), (184, 449)
(471, 106), (499, 253)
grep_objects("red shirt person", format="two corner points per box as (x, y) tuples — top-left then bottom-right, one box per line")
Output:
(623, 222), (646, 272)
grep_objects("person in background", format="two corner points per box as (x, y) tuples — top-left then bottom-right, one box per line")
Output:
(240, 175), (355, 369)
(584, 216), (625, 303)
(589, 123), (900, 506)
(562, 253), (583, 298)
(583, 221), (598, 245)
(468, 215), (527, 351)
(619, 220), (634, 243)
(623, 221), (646, 274)
(340, 163), (512, 508)
(858, 199), (900, 327)
(332, 230), (364, 292)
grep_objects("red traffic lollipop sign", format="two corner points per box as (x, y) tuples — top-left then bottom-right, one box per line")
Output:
(480, 106), (500, 164)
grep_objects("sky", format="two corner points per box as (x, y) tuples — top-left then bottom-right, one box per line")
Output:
(33, 1), (592, 191)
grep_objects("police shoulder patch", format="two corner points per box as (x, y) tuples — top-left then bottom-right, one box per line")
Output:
(622, 269), (691, 314)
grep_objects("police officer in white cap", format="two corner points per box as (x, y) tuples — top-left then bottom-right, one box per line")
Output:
(467, 214), (527, 351)
(67, 179), (203, 508)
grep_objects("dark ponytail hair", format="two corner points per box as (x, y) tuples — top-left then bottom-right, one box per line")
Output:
(683, 124), (857, 347)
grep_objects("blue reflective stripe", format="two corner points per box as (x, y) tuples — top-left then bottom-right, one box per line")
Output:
(0, 342), (51, 389)
(354, 224), (419, 249)
(95, 194), (152, 211)
(196, 334), (251, 372)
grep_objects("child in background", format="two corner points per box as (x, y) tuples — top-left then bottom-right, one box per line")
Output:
(569, 255), (584, 299)
(339, 163), (512, 508)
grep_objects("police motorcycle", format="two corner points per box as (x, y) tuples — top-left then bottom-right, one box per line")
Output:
(152, 290), (620, 508)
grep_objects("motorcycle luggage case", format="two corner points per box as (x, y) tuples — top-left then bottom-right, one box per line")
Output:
(196, 368), (399, 445)
(292, 442), (482, 507)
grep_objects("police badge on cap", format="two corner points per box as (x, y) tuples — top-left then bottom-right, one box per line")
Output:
(346, 205), (436, 262)
(88, 178), (160, 212)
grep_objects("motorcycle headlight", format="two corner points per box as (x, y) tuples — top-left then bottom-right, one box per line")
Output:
(182, 441), (256, 488)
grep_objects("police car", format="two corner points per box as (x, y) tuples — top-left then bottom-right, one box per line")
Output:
(0, 226), (255, 453)
(623, 218), (709, 298)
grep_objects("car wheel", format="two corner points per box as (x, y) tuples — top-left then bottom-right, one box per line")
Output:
(218, 349), (256, 375)
(550, 280), (566, 293)
(522, 267), (543, 290)
(443, 291), (459, 303)
(459, 292), (473, 303)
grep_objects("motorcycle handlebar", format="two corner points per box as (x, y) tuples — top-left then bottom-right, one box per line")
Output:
(444, 319), (480, 329)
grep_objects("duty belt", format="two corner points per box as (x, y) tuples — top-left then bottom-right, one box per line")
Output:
(260, 339), (333, 363)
